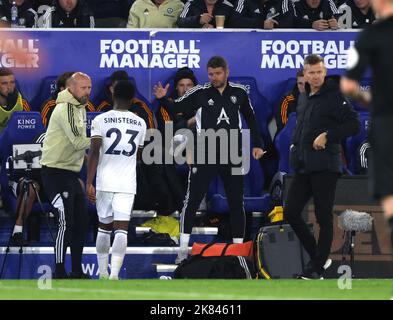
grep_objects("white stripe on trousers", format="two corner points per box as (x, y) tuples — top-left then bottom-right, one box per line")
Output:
(360, 143), (370, 168)
(180, 169), (192, 234)
(241, 201), (246, 239)
(237, 256), (252, 279)
(52, 194), (66, 264)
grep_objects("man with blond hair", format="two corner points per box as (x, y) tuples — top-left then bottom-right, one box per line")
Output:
(285, 55), (359, 279)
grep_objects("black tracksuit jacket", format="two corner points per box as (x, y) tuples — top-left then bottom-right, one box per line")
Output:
(177, 0), (256, 28)
(338, 0), (376, 28)
(234, 0), (295, 28)
(294, 0), (340, 28)
(51, 0), (94, 28)
(0, 0), (36, 27)
(174, 81), (263, 164)
(290, 79), (360, 173)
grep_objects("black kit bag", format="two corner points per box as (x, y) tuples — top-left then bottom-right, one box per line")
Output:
(128, 230), (176, 246)
(138, 230), (176, 246)
(254, 223), (311, 279)
(174, 243), (256, 279)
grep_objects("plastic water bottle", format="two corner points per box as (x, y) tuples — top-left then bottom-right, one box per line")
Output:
(11, 1), (18, 28)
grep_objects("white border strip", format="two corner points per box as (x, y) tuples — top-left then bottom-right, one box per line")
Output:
(0, 28), (361, 33)
(155, 264), (178, 272)
(0, 246), (188, 255)
(137, 226), (217, 235)
(192, 227), (218, 235)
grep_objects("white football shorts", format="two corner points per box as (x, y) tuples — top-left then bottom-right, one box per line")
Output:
(96, 191), (135, 224)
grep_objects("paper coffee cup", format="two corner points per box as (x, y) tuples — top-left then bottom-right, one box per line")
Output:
(215, 15), (225, 29)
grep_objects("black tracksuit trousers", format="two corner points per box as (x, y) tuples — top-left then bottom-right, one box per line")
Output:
(285, 172), (339, 270)
(41, 166), (89, 275)
(180, 164), (245, 239)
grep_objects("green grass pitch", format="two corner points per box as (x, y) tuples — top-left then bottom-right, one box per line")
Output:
(0, 279), (392, 300)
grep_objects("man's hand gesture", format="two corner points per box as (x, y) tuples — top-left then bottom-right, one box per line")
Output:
(153, 82), (170, 99)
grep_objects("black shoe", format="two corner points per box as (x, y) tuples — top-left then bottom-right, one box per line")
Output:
(298, 261), (324, 280)
(9, 232), (29, 247)
(69, 272), (91, 279)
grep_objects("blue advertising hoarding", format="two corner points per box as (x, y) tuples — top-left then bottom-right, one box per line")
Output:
(0, 29), (359, 111)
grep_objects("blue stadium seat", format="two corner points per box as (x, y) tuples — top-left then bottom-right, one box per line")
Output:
(229, 77), (277, 187)
(345, 111), (370, 174)
(350, 78), (371, 112)
(274, 112), (297, 174)
(0, 111), (45, 157)
(0, 112), (46, 213)
(208, 150), (271, 214)
(228, 76), (273, 148)
(86, 112), (102, 138)
(270, 77), (297, 112)
(282, 77), (297, 98)
(29, 76), (58, 111)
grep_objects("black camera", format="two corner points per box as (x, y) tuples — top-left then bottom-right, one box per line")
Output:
(6, 144), (42, 182)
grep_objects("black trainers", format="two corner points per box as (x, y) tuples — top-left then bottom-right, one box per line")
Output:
(298, 261), (324, 280)
(69, 272), (91, 279)
(9, 232), (29, 247)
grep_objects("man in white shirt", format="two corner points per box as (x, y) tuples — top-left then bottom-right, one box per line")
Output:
(86, 80), (146, 280)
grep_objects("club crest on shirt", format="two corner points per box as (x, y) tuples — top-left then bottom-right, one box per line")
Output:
(230, 96), (237, 104)
(208, 99), (214, 106)
(167, 8), (174, 14)
(62, 191), (69, 199)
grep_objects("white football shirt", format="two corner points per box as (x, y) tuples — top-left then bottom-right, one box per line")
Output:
(91, 110), (147, 193)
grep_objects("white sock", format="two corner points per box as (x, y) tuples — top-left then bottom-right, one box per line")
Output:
(233, 238), (243, 244)
(179, 233), (190, 252)
(13, 225), (23, 235)
(96, 228), (111, 277)
(109, 230), (128, 280)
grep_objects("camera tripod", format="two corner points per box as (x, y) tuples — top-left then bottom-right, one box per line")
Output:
(0, 151), (55, 279)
